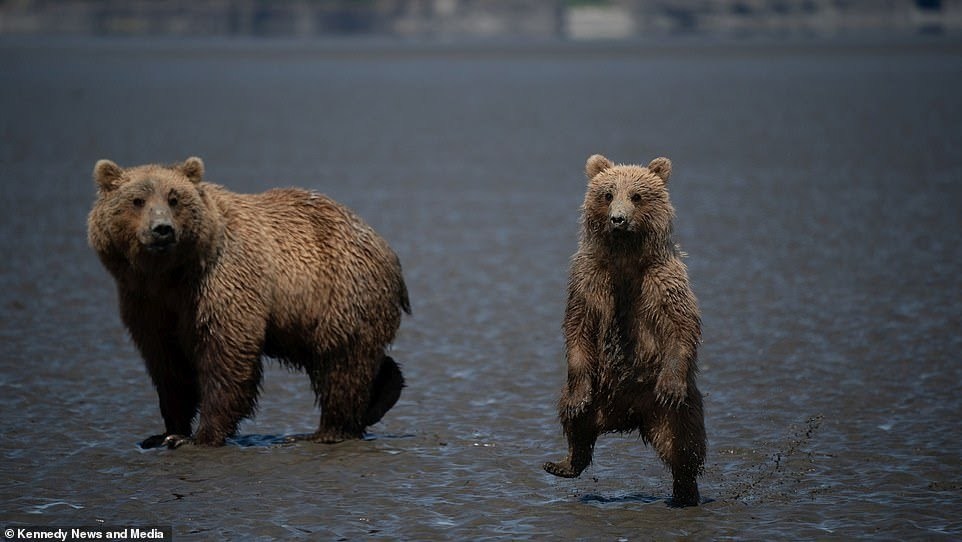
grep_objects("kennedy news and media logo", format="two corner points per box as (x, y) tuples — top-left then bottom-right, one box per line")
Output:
(3, 527), (171, 540)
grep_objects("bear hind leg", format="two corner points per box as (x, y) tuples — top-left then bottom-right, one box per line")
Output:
(544, 411), (599, 478)
(649, 390), (706, 507)
(306, 348), (380, 443)
(191, 355), (264, 447)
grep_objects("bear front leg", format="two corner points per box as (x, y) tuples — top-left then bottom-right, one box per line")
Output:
(141, 352), (198, 449)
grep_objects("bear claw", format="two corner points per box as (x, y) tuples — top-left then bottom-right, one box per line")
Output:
(655, 374), (688, 409)
(140, 433), (192, 449)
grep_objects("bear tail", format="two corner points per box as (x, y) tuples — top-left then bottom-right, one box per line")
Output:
(363, 355), (405, 427)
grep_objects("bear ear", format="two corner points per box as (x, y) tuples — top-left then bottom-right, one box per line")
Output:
(585, 154), (614, 180)
(647, 157), (672, 183)
(93, 159), (125, 192)
(179, 156), (205, 184)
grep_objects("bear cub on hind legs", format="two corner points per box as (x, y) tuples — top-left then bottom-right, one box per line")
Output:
(544, 154), (707, 507)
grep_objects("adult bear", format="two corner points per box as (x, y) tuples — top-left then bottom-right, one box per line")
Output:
(87, 157), (409, 448)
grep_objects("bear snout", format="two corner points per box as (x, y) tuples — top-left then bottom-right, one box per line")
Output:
(609, 212), (631, 231)
(607, 199), (633, 231)
(146, 219), (176, 251)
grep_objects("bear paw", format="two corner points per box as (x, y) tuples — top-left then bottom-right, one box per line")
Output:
(543, 460), (584, 478)
(140, 434), (169, 449)
(669, 480), (701, 508)
(655, 371), (688, 409)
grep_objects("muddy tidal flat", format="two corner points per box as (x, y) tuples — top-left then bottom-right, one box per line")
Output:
(1, 35), (961, 539)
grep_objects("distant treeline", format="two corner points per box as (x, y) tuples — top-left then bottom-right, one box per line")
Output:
(1, 0), (958, 38)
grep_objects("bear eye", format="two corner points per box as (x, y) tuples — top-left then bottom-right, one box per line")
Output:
(132, 198), (145, 208)
(168, 195), (178, 207)
(631, 193), (641, 203)
(604, 192), (613, 202)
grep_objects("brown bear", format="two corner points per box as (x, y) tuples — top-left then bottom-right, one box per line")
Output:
(87, 157), (410, 449)
(543, 154), (706, 507)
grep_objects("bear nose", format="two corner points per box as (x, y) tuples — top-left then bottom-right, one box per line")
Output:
(610, 215), (626, 225)
(151, 222), (175, 243)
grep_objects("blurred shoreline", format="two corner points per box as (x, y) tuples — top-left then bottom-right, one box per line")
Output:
(2, 0), (961, 40)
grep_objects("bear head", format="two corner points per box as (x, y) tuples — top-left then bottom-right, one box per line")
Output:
(87, 157), (219, 274)
(581, 154), (675, 243)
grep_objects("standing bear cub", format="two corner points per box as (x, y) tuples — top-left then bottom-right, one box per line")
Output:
(544, 154), (706, 507)
(88, 157), (410, 448)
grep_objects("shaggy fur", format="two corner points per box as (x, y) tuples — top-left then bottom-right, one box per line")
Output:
(88, 157), (410, 448)
(544, 154), (706, 507)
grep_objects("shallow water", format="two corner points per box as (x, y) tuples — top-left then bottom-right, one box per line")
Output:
(1, 36), (961, 539)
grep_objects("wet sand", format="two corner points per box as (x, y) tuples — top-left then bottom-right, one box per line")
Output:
(1, 35), (961, 538)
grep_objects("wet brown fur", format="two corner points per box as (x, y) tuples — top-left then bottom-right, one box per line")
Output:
(88, 157), (410, 448)
(544, 154), (706, 507)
